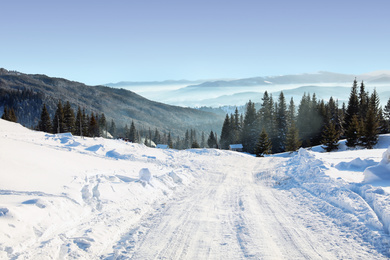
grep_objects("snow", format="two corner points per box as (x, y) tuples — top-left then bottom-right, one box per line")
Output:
(1, 119), (390, 259)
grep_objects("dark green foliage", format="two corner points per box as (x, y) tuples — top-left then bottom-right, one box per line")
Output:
(38, 104), (52, 133)
(321, 121), (339, 152)
(191, 141), (200, 148)
(361, 96), (380, 149)
(207, 131), (217, 148)
(89, 113), (99, 137)
(241, 100), (258, 153)
(220, 114), (232, 149)
(344, 78), (359, 127)
(296, 93), (323, 147)
(167, 132), (173, 148)
(1, 106), (17, 122)
(129, 121), (137, 143)
(74, 107), (83, 136)
(63, 101), (75, 133)
(285, 121), (301, 152)
(52, 101), (65, 133)
(275, 92), (288, 152)
(110, 119), (117, 138)
(254, 128), (272, 157)
(345, 115), (361, 148)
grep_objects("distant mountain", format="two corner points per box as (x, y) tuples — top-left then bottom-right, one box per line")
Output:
(105, 80), (204, 88)
(0, 69), (224, 136)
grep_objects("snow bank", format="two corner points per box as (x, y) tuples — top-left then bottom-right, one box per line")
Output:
(336, 158), (377, 172)
(269, 148), (390, 255)
(364, 146), (390, 183)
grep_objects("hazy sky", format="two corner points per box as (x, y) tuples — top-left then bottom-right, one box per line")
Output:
(1, 0), (389, 85)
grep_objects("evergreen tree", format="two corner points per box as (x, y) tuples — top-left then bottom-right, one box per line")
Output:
(129, 120), (137, 142)
(89, 113), (99, 137)
(220, 114), (232, 149)
(384, 98), (390, 125)
(285, 121), (301, 152)
(191, 141), (200, 148)
(321, 121), (339, 152)
(38, 103), (52, 133)
(344, 79), (359, 128)
(345, 115), (360, 148)
(99, 113), (107, 137)
(82, 109), (89, 137)
(109, 119), (116, 138)
(254, 128), (272, 157)
(63, 101), (75, 133)
(241, 100), (258, 153)
(153, 128), (161, 144)
(207, 131), (217, 148)
(275, 91), (288, 152)
(362, 93), (380, 149)
(233, 107), (241, 143)
(184, 129), (190, 149)
(52, 101), (65, 133)
(167, 132), (173, 148)
(75, 107), (83, 136)
(201, 131), (206, 148)
(359, 81), (369, 120)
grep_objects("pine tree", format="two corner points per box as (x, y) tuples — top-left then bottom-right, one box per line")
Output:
(220, 114), (232, 149)
(63, 101), (75, 133)
(52, 101), (65, 133)
(167, 132), (173, 148)
(362, 92), (380, 149)
(344, 79), (359, 128)
(99, 113), (107, 137)
(275, 91), (288, 152)
(207, 131), (217, 148)
(201, 131), (206, 148)
(110, 119), (116, 138)
(254, 128), (272, 157)
(129, 120), (137, 143)
(75, 107), (83, 136)
(345, 114), (360, 148)
(359, 81), (369, 120)
(321, 121), (339, 152)
(82, 109), (89, 137)
(285, 120), (301, 152)
(89, 113), (99, 137)
(38, 104), (52, 133)
(241, 100), (258, 153)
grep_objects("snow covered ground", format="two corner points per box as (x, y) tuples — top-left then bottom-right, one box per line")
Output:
(1, 119), (390, 259)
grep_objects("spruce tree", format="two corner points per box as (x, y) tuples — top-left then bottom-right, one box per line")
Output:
(53, 101), (65, 133)
(129, 121), (137, 143)
(38, 104), (52, 133)
(275, 91), (288, 152)
(89, 113), (99, 137)
(207, 131), (217, 148)
(75, 107), (83, 136)
(321, 121), (339, 152)
(110, 119), (116, 138)
(201, 131), (206, 148)
(344, 79), (359, 128)
(99, 113), (107, 137)
(254, 128), (272, 157)
(63, 101), (75, 133)
(167, 132), (173, 148)
(345, 115), (360, 148)
(285, 121), (301, 152)
(362, 93), (380, 149)
(241, 100), (258, 153)
(220, 114), (232, 149)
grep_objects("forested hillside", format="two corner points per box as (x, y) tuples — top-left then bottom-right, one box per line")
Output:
(0, 68), (224, 137)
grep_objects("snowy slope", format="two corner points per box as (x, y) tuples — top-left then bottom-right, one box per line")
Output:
(1, 119), (390, 259)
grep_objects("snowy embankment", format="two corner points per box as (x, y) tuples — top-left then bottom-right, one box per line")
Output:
(1, 119), (390, 259)
(259, 144), (390, 256)
(0, 119), (212, 259)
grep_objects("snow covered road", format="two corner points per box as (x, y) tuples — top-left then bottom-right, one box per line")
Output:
(105, 153), (389, 259)
(1, 120), (390, 259)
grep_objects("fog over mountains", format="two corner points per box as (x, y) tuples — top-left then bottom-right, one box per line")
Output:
(106, 71), (390, 108)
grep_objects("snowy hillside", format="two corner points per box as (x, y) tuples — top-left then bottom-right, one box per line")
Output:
(1, 119), (390, 259)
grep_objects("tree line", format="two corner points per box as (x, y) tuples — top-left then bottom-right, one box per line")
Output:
(219, 79), (390, 156)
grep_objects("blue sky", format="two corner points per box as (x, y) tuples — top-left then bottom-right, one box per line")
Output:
(1, 0), (389, 85)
